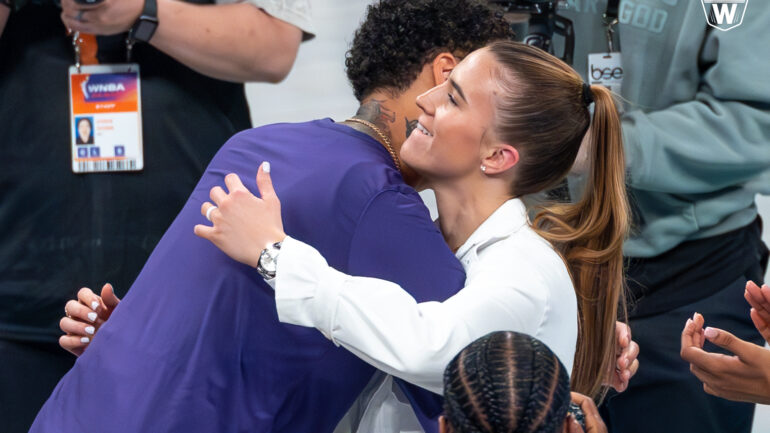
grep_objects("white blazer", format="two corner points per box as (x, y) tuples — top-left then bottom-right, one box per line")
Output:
(270, 199), (578, 432)
(271, 198), (578, 430)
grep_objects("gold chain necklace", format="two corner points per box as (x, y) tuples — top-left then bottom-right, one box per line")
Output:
(345, 118), (401, 172)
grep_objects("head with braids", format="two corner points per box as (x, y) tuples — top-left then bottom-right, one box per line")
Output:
(440, 331), (571, 433)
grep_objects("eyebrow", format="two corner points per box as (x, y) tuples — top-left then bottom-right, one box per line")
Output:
(449, 79), (468, 104)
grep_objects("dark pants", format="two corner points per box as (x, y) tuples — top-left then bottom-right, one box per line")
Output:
(0, 339), (75, 433)
(601, 263), (766, 433)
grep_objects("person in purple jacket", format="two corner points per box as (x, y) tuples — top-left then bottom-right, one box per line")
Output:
(30, 2), (512, 432)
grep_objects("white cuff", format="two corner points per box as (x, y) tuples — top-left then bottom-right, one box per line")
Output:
(274, 236), (348, 342)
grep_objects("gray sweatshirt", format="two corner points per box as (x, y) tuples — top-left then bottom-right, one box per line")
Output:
(558, 0), (770, 257)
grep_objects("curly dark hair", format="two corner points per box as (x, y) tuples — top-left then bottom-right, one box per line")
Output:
(443, 331), (571, 433)
(345, 0), (513, 101)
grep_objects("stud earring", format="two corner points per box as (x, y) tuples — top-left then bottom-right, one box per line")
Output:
(481, 165), (487, 172)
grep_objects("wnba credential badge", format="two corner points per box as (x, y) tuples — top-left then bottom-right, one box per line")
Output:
(701, 0), (748, 32)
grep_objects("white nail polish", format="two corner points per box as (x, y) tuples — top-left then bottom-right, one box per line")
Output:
(85, 326), (95, 335)
(88, 312), (97, 322)
(81, 337), (90, 344)
(91, 301), (99, 310)
(263, 161), (271, 173)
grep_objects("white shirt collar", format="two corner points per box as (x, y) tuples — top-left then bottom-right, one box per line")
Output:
(454, 198), (529, 261)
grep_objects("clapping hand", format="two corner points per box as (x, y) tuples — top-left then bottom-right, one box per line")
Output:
(680, 288), (770, 405)
(744, 281), (770, 343)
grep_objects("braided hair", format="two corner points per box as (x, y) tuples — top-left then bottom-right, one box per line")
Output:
(443, 331), (570, 433)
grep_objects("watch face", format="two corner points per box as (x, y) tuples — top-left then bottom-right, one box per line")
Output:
(260, 250), (278, 273)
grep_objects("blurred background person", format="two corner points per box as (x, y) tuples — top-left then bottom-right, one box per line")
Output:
(0, 0), (309, 431)
(548, 1), (770, 432)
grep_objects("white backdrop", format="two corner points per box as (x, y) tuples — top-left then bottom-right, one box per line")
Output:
(245, 1), (770, 429)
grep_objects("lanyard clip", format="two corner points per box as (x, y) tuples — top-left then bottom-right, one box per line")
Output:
(602, 14), (619, 53)
(125, 37), (135, 63)
(72, 31), (82, 73)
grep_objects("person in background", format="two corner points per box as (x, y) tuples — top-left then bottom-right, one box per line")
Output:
(555, 1), (770, 431)
(440, 331), (607, 433)
(0, 0), (309, 431)
(680, 281), (770, 405)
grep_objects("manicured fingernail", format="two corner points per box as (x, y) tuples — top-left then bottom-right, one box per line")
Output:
(91, 301), (99, 310)
(85, 326), (95, 335)
(692, 312), (698, 320)
(87, 312), (97, 322)
(81, 337), (90, 344)
(704, 327), (717, 339)
(686, 318), (693, 326)
(263, 161), (271, 173)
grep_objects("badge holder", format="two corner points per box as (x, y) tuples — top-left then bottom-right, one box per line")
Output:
(69, 32), (144, 173)
(587, 3), (623, 97)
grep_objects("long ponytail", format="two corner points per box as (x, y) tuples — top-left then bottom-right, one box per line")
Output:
(488, 41), (630, 400)
(531, 85), (630, 400)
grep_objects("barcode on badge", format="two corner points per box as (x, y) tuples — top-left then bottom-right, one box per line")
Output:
(75, 159), (140, 173)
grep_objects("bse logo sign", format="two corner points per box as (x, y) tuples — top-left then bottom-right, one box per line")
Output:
(701, 0), (749, 32)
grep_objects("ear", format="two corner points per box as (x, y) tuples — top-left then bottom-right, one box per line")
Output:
(481, 143), (519, 175)
(431, 52), (458, 85)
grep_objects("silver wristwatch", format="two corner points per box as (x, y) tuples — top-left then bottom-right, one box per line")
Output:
(256, 241), (282, 280)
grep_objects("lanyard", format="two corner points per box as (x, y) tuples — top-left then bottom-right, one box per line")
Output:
(72, 32), (99, 72)
(72, 32), (135, 72)
(603, 0), (621, 52)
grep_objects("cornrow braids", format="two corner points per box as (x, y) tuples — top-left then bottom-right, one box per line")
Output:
(443, 331), (571, 433)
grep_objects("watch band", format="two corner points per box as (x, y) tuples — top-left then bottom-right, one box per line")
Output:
(129, 0), (159, 43)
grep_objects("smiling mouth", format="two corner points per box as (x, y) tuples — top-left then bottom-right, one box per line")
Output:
(416, 121), (433, 137)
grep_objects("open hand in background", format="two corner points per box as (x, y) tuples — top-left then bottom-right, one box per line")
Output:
(680, 282), (770, 405)
(59, 283), (121, 356)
